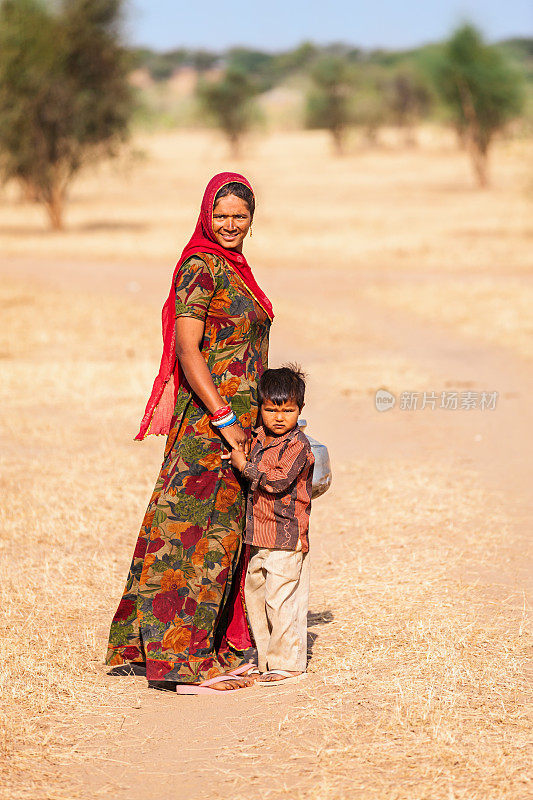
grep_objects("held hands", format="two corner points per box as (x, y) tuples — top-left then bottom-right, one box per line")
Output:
(229, 449), (273, 491)
(219, 422), (250, 455)
(210, 404), (249, 461)
(230, 448), (248, 472)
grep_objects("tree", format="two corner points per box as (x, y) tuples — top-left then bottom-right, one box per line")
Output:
(189, 50), (219, 73)
(197, 67), (258, 156)
(0, 0), (133, 229)
(305, 57), (354, 155)
(387, 69), (432, 145)
(433, 24), (524, 186)
(273, 41), (319, 77)
(350, 64), (389, 146)
(226, 48), (276, 91)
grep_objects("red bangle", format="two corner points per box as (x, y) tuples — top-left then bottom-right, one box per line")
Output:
(209, 405), (231, 421)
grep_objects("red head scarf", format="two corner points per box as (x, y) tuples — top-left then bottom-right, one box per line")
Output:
(135, 172), (274, 441)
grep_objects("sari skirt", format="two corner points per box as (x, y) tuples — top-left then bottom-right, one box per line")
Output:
(105, 396), (252, 683)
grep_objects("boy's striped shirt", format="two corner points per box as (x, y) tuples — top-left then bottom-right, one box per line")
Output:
(241, 425), (314, 552)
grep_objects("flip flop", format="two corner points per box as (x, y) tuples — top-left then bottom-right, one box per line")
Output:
(175, 675), (250, 695)
(228, 662), (261, 677)
(258, 670), (308, 686)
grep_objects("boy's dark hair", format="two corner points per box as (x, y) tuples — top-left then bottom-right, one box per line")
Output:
(214, 181), (255, 217)
(258, 363), (306, 410)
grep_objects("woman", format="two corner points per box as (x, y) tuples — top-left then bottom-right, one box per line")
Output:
(106, 172), (274, 693)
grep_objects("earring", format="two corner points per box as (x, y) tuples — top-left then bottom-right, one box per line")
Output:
(249, 223), (253, 238)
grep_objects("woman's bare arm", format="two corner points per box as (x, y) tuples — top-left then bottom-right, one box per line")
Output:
(175, 317), (249, 452)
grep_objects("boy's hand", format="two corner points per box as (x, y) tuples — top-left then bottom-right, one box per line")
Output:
(230, 449), (248, 472)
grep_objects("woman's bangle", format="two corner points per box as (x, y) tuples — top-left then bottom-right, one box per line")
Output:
(213, 413), (238, 429)
(209, 404), (232, 421)
(211, 410), (235, 427)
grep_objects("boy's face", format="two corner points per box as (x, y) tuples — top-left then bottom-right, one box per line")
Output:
(260, 397), (301, 437)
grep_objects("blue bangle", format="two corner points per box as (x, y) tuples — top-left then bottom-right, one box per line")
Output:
(211, 410), (236, 427)
(216, 413), (237, 429)
(211, 411), (234, 427)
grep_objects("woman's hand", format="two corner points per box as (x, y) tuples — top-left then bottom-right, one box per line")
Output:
(219, 422), (250, 455)
(230, 449), (248, 472)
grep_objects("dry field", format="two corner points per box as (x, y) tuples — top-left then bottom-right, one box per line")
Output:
(0, 130), (532, 799)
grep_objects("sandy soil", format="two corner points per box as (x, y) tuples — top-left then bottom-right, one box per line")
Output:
(1, 131), (531, 799)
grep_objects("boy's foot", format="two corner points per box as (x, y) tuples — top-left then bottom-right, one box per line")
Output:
(258, 670), (307, 686)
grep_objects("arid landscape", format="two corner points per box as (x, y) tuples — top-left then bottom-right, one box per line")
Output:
(1, 129), (532, 799)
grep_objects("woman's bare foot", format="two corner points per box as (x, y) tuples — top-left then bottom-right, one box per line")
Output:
(211, 676), (254, 690)
(259, 670), (303, 683)
(150, 675), (253, 691)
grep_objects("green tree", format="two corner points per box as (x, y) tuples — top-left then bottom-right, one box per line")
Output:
(434, 24), (524, 186)
(350, 65), (389, 146)
(305, 56), (354, 155)
(226, 48), (276, 91)
(387, 69), (432, 146)
(189, 50), (219, 73)
(0, 0), (133, 229)
(197, 67), (258, 156)
(273, 41), (319, 77)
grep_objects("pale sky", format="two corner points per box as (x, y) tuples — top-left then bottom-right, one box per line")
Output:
(127, 0), (532, 52)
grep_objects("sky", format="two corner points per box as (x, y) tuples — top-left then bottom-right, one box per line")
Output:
(126, 0), (532, 53)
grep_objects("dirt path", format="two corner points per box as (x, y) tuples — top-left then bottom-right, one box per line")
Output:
(8, 253), (532, 521)
(2, 255), (531, 799)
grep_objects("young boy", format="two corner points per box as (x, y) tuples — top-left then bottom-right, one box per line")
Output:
(230, 364), (314, 686)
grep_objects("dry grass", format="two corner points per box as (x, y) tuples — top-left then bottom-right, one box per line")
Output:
(1, 274), (531, 799)
(0, 281), (163, 798)
(361, 277), (533, 361)
(1, 130), (532, 798)
(0, 130), (531, 276)
(269, 297), (437, 397)
(212, 462), (531, 800)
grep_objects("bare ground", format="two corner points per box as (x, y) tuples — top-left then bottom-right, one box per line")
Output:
(0, 131), (531, 799)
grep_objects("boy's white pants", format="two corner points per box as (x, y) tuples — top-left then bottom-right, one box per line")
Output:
(245, 542), (310, 673)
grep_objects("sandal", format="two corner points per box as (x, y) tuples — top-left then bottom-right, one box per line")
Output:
(228, 663), (261, 677)
(258, 670), (307, 686)
(175, 675), (251, 695)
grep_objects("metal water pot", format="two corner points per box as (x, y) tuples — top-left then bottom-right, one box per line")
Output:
(297, 419), (332, 499)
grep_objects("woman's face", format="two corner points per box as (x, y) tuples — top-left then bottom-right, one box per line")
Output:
(212, 194), (252, 251)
